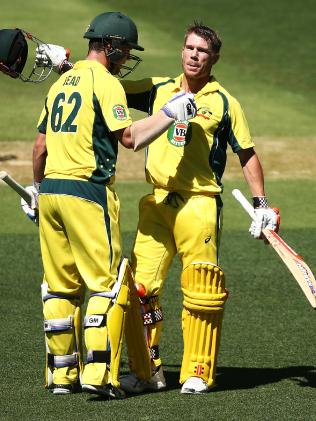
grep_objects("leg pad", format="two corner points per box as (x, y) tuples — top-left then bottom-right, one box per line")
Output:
(180, 262), (228, 387)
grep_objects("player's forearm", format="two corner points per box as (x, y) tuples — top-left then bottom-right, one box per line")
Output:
(118, 91), (196, 151)
(118, 112), (174, 151)
(33, 132), (47, 182)
(238, 148), (265, 197)
(131, 111), (174, 151)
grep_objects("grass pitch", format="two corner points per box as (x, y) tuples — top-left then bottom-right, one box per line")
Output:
(1, 1), (316, 419)
(0, 179), (315, 420)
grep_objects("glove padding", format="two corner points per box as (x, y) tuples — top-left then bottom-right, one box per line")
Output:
(35, 44), (69, 73)
(21, 185), (39, 225)
(249, 207), (280, 239)
(161, 91), (197, 121)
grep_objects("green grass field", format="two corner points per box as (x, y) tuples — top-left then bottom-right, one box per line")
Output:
(1, 0), (316, 419)
(0, 0), (315, 139)
(1, 180), (316, 420)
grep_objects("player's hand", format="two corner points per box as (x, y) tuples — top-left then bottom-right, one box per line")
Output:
(249, 207), (280, 239)
(20, 185), (39, 225)
(161, 91), (197, 121)
(36, 44), (70, 73)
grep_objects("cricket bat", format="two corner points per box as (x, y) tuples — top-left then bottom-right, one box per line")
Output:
(232, 188), (316, 309)
(0, 171), (33, 207)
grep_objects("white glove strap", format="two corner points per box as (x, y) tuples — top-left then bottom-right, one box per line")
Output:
(249, 207), (278, 239)
(161, 91), (196, 121)
(33, 181), (41, 193)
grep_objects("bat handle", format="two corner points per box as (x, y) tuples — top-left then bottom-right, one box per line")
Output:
(232, 189), (256, 221)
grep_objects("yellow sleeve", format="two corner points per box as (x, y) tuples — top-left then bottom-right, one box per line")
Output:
(228, 96), (255, 151)
(98, 76), (133, 132)
(121, 78), (155, 94)
(121, 77), (169, 112)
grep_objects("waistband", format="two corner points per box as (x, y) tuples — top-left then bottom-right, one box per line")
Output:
(40, 178), (115, 207)
(153, 187), (218, 198)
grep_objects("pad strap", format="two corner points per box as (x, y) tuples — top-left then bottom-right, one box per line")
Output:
(44, 316), (73, 332)
(150, 345), (160, 360)
(143, 308), (163, 325)
(86, 350), (111, 364)
(47, 353), (78, 368)
(41, 283), (80, 302)
(90, 291), (116, 299)
(43, 293), (79, 302)
(84, 314), (107, 328)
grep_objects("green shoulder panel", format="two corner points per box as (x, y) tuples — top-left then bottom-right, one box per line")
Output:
(90, 92), (118, 184)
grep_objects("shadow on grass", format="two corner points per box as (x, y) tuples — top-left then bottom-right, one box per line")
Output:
(83, 365), (315, 401)
(161, 365), (316, 391)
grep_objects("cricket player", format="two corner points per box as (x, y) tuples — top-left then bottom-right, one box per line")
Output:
(23, 22), (280, 394)
(118, 22), (280, 394)
(29, 11), (196, 398)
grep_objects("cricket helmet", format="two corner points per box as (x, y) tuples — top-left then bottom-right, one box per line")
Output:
(84, 12), (144, 77)
(84, 12), (144, 51)
(0, 29), (28, 78)
(0, 28), (53, 83)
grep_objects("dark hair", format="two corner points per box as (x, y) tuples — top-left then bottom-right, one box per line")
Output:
(184, 22), (222, 54)
(88, 39), (106, 53)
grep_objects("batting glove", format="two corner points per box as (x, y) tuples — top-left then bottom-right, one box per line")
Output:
(35, 44), (70, 73)
(249, 207), (280, 239)
(161, 91), (197, 121)
(20, 184), (39, 225)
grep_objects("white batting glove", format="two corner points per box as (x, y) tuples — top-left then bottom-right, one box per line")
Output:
(161, 91), (197, 121)
(249, 207), (280, 239)
(20, 184), (39, 225)
(36, 44), (69, 73)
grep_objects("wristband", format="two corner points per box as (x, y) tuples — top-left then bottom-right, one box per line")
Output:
(33, 181), (41, 193)
(252, 196), (268, 208)
(59, 60), (74, 74)
(161, 105), (175, 119)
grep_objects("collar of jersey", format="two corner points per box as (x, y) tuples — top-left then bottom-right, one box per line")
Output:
(73, 60), (110, 73)
(172, 73), (220, 97)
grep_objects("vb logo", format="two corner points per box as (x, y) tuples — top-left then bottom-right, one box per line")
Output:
(167, 121), (192, 147)
(174, 123), (187, 140)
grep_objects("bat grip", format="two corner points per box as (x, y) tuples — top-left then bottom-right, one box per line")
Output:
(232, 189), (256, 221)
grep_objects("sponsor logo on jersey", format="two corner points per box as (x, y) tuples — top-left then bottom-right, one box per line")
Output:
(113, 104), (127, 120)
(197, 105), (213, 120)
(167, 121), (192, 147)
(205, 235), (212, 244)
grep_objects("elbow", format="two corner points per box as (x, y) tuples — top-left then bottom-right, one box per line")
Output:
(126, 139), (135, 150)
(33, 133), (47, 156)
(133, 142), (143, 152)
(119, 126), (135, 150)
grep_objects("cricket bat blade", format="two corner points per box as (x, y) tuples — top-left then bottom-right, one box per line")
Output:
(0, 171), (33, 207)
(232, 188), (316, 309)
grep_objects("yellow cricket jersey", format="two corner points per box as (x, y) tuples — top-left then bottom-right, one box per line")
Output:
(37, 60), (132, 185)
(122, 74), (254, 193)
